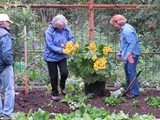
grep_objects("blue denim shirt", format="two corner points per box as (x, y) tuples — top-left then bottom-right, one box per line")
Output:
(120, 23), (141, 61)
(43, 23), (74, 62)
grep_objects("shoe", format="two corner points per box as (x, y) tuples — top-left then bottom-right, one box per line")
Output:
(52, 96), (60, 101)
(0, 113), (12, 120)
(126, 94), (138, 99)
(61, 89), (67, 95)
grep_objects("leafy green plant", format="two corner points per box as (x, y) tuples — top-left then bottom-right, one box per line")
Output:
(132, 113), (157, 120)
(104, 96), (125, 106)
(61, 92), (92, 110)
(11, 104), (158, 120)
(54, 104), (157, 120)
(132, 100), (140, 108)
(12, 109), (52, 120)
(145, 96), (160, 107)
(68, 42), (116, 85)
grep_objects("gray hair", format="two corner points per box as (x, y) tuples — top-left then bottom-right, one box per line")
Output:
(52, 14), (68, 28)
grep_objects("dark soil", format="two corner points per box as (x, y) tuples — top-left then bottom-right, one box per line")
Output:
(14, 88), (160, 118)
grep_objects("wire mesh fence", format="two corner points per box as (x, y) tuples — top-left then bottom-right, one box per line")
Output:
(3, 4), (159, 88)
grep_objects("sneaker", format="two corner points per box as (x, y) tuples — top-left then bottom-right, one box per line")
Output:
(126, 94), (139, 99)
(119, 87), (125, 93)
(61, 89), (67, 95)
(0, 113), (12, 120)
(52, 96), (60, 101)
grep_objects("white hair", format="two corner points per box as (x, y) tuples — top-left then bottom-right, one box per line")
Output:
(52, 14), (68, 28)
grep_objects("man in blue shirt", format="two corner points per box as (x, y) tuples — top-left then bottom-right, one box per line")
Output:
(0, 14), (14, 119)
(44, 14), (74, 101)
(110, 14), (141, 99)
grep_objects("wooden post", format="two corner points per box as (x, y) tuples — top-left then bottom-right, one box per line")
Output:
(89, 0), (94, 43)
(24, 26), (29, 95)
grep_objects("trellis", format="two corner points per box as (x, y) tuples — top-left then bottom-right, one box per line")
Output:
(0, 0), (159, 94)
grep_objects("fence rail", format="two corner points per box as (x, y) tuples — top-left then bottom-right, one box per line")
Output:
(24, 50), (160, 55)
(0, 4), (159, 9)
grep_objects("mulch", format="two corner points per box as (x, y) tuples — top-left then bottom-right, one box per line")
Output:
(14, 88), (160, 118)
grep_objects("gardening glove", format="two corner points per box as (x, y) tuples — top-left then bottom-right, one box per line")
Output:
(127, 53), (134, 63)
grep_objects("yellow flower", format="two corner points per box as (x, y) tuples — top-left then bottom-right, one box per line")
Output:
(93, 57), (107, 70)
(93, 63), (99, 71)
(92, 55), (98, 61)
(103, 46), (112, 54)
(63, 41), (79, 54)
(63, 49), (71, 54)
(88, 43), (97, 53)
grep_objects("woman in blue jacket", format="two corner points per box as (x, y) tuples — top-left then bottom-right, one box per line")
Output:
(110, 14), (141, 99)
(44, 14), (74, 101)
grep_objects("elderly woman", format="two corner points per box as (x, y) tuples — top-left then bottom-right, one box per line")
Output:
(110, 14), (141, 99)
(44, 14), (74, 101)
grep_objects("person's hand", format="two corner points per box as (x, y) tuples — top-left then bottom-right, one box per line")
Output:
(127, 53), (134, 63)
(116, 56), (123, 61)
(116, 52), (123, 61)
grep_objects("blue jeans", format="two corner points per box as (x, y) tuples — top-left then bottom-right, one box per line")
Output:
(0, 65), (14, 117)
(123, 55), (140, 96)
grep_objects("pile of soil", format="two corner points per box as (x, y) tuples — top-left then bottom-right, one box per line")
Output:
(14, 88), (160, 118)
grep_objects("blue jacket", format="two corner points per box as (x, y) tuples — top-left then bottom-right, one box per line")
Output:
(0, 26), (13, 73)
(43, 23), (74, 62)
(120, 23), (141, 61)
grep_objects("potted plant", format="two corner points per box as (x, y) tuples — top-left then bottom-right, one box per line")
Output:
(63, 42), (116, 96)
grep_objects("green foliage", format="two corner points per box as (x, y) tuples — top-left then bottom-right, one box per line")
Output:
(12, 109), (52, 120)
(54, 105), (110, 120)
(132, 100), (140, 108)
(132, 113), (157, 120)
(0, 0), (159, 87)
(61, 83), (92, 110)
(145, 96), (160, 107)
(54, 104), (157, 120)
(61, 92), (92, 103)
(68, 43), (116, 84)
(104, 96), (125, 106)
(12, 111), (26, 120)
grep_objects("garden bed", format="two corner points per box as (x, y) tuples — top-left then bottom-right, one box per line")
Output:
(14, 87), (160, 118)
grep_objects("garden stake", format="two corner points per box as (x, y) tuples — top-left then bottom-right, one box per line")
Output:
(121, 70), (142, 97)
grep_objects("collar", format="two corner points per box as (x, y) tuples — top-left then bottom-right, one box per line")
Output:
(0, 25), (10, 32)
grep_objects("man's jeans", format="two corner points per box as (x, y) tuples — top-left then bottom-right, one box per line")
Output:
(123, 55), (140, 95)
(0, 65), (14, 117)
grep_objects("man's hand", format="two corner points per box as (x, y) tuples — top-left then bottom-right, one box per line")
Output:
(127, 53), (134, 63)
(116, 56), (123, 61)
(116, 52), (123, 61)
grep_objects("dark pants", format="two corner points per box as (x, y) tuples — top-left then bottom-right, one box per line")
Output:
(47, 59), (68, 96)
(123, 55), (140, 95)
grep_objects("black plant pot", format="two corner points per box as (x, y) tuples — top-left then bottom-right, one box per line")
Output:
(84, 81), (106, 96)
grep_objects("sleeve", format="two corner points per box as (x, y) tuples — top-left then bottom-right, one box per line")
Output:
(67, 27), (75, 42)
(1, 35), (13, 65)
(45, 30), (64, 54)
